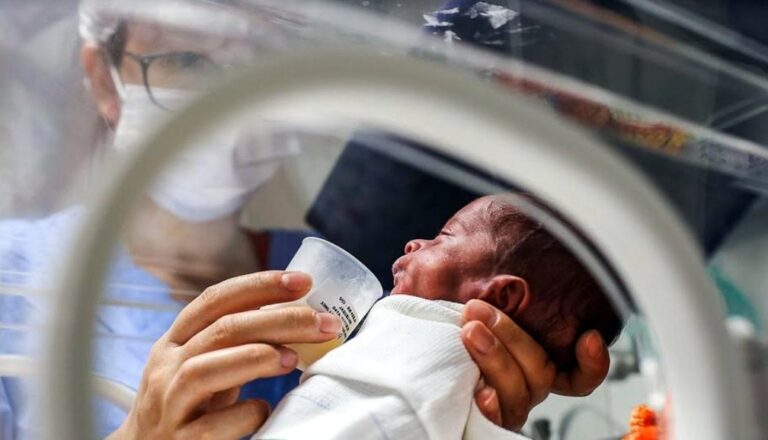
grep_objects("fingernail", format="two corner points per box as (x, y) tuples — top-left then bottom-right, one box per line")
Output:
(475, 386), (497, 411)
(279, 347), (298, 368)
(280, 271), (311, 292)
(465, 300), (498, 327)
(587, 332), (603, 358)
(481, 387), (498, 408)
(468, 325), (495, 355)
(315, 312), (341, 334)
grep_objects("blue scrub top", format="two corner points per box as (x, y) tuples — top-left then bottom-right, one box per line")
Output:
(0, 207), (304, 438)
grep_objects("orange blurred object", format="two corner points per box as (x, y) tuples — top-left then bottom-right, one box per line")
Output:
(630, 405), (657, 430)
(623, 405), (660, 440)
(624, 427), (659, 440)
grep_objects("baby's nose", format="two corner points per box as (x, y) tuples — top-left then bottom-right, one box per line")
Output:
(404, 239), (425, 254)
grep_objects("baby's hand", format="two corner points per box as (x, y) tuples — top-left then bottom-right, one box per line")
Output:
(460, 299), (610, 432)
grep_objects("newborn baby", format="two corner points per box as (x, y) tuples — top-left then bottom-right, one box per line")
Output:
(254, 194), (622, 440)
(391, 194), (621, 370)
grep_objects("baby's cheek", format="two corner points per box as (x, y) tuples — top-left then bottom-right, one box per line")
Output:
(421, 269), (458, 300)
(407, 251), (457, 298)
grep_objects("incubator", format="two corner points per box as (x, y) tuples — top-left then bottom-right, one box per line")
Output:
(1, 0), (768, 439)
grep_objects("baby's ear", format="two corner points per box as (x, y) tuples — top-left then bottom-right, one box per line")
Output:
(479, 275), (530, 317)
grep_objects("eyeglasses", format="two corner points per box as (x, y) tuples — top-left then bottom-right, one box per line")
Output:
(122, 51), (222, 111)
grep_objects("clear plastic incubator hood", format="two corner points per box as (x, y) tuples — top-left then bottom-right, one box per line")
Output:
(2, 1), (768, 439)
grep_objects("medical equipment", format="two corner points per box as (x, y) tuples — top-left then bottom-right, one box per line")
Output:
(266, 237), (384, 369)
(51, 43), (748, 438)
(0, 355), (134, 412)
(2, 0), (768, 439)
(112, 82), (289, 222)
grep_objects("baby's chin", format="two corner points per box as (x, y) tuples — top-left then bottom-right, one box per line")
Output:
(390, 284), (429, 299)
(391, 275), (437, 299)
(390, 284), (408, 295)
(391, 272), (410, 295)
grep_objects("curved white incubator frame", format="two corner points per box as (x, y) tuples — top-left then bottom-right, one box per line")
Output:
(0, 355), (135, 412)
(43, 48), (753, 439)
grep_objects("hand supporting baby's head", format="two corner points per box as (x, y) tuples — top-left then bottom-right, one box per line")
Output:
(391, 194), (622, 371)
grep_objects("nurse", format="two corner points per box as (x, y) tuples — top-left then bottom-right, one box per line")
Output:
(0, 10), (299, 439)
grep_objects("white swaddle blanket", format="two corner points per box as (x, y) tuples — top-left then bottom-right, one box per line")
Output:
(253, 294), (529, 440)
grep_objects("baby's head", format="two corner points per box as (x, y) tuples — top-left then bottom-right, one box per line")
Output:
(391, 194), (622, 371)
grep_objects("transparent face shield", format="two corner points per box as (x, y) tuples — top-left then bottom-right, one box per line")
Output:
(1, 0), (767, 439)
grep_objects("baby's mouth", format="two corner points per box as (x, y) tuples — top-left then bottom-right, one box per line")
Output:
(391, 258), (406, 287)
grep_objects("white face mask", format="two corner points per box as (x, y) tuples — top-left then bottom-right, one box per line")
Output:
(112, 84), (293, 222)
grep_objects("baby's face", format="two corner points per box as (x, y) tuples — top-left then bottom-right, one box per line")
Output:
(391, 197), (496, 303)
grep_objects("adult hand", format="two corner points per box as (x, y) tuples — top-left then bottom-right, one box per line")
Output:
(460, 299), (610, 431)
(108, 271), (341, 440)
